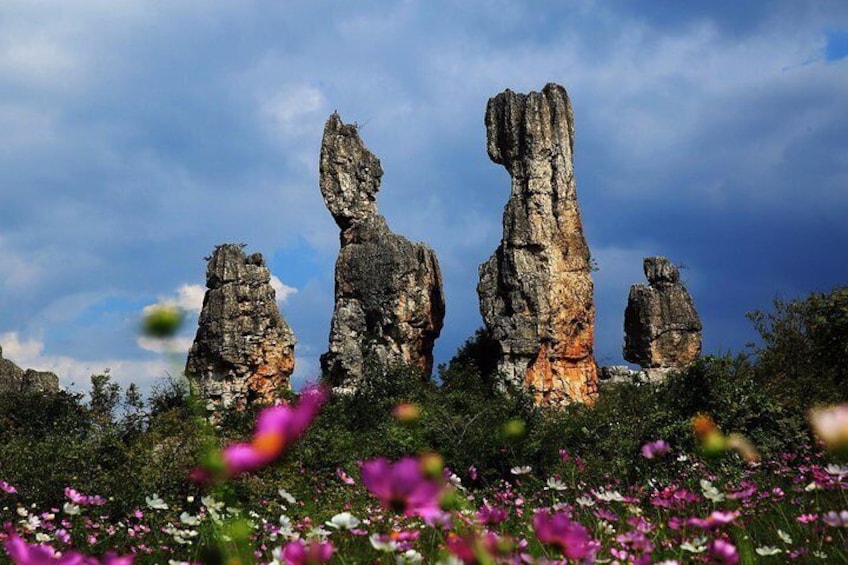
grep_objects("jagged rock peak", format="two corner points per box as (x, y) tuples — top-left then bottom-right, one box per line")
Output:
(320, 112), (387, 242)
(478, 83), (598, 406)
(186, 243), (295, 412)
(0, 345), (59, 394)
(623, 256), (702, 371)
(644, 256), (680, 284)
(319, 113), (445, 390)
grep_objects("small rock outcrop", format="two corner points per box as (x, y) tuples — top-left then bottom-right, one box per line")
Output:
(0, 345), (59, 394)
(186, 243), (295, 410)
(319, 113), (445, 389)
(623, 257), (702, 372)
(478, 83), (598, 405)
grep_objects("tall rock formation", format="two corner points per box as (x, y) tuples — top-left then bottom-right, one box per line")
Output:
(0, 345), (60, 394)
(623, 256), (702, 373)
(319, 113), (445, 389)
(478, 83), (598, 405)
(186, 243), (295, 410)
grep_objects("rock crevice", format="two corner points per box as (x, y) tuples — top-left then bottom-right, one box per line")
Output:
(0, 345), (60, 394)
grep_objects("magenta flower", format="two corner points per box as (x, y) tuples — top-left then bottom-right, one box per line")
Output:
(640, 440), (670, 459)
(707, 539), (739, 565)
(64, 487), (106, 506)
(534, 509), (599, 563)
(218, 386), (326, 477)
(4, 532), (134, 565)
(280, 539), (334, 565)
(0, 481), (17, 494)
(360, 456), (443, 519)
(476, 504), (508, 525)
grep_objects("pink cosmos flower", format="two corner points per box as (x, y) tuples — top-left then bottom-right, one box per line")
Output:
(707, 539), (739, 565)
(360, 456), (443, 520)
(641, 440), (670, 459)
(64, 487), (106, 506)
(0, 481), (17, 494)
(4, 532), (134, 565)
(476, 504), (508, 525)
(533, 509), (599, 563)
(797, 513), (818, 524)
(219, 386), (327, 477)
(280, 539), (334, 565)
(335, 467), (355, 485)
(686, 510), (740, 529)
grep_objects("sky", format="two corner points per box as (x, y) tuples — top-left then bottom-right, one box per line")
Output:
(1, 0), (847, 396)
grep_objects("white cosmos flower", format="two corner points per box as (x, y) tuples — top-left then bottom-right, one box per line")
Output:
(545, 477), (567, 491)
(34, 533), (51, 543)
(510, 466), (532, 475)
(575, 496), (595, 507)
(180, 512), (200, 526)
(593, 489), (626, 502)
(370, 534), (398, 552)
(397, 549), (424, 564)
(325, 512), (361, 530)
(145, 494), (168, 510)
(699, 480), (725, 503)
(680, 539), (706, 553)
(278, 488), (296, 505)
(62, 503), (80, 516)
(755, 546), (782, 556)
(825, 464), (848, 478)
(777, 529), (793, 544)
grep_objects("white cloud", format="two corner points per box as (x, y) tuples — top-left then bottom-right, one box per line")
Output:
(0, 331), (169, 393)
(136, 335), (194, 356)
(270, 275), (298, 304)
(174, 284), (206, 313)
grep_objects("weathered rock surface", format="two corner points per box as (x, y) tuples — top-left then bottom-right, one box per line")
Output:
(319, 113), (445, 388)
(0, 345), (60, 394)
(478, 83), (598, 405)
(186, 243), (295, 410)
(623, 257), (702, 369)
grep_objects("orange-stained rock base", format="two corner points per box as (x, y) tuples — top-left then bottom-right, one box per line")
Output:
(525, 343), (598, 406)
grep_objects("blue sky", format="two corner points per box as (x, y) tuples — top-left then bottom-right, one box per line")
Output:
(1, 1), (846, 395)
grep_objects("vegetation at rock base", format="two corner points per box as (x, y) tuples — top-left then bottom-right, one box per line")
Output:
(0, 285), (846, 563)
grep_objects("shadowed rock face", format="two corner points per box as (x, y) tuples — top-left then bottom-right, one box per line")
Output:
(624, 257), (702, 370)
(478, 83), (598, 405)
(0, 345), (60, 394)
(186, 244), (295, 410)
(320, 113), (445, 389)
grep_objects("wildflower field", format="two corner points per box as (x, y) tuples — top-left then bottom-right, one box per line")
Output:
(1, 288), (847, 564)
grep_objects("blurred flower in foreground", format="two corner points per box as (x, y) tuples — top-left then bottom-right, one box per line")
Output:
(810, 404), (848, 455)
(533, 509), (599, 562)
(392, 402), (421, 424)
(707, 538), (739, 565)
(641, 439), (670, 459)
(361, 456), (444, 520)
(140, 304), (184, 339)
(692, 414), (758, 463)
(213, 386), (327, 478)
(4, 531), (134, 564)
(277, 539), (334, 565)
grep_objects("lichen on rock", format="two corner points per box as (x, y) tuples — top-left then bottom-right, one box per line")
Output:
(478, 83), (598, 405)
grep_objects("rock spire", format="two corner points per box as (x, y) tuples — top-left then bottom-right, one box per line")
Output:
(478, 83), (598, 405)
(623, 256), (702, 374)
(319, 113), (445, 388)
(186, 243), (295, 410)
